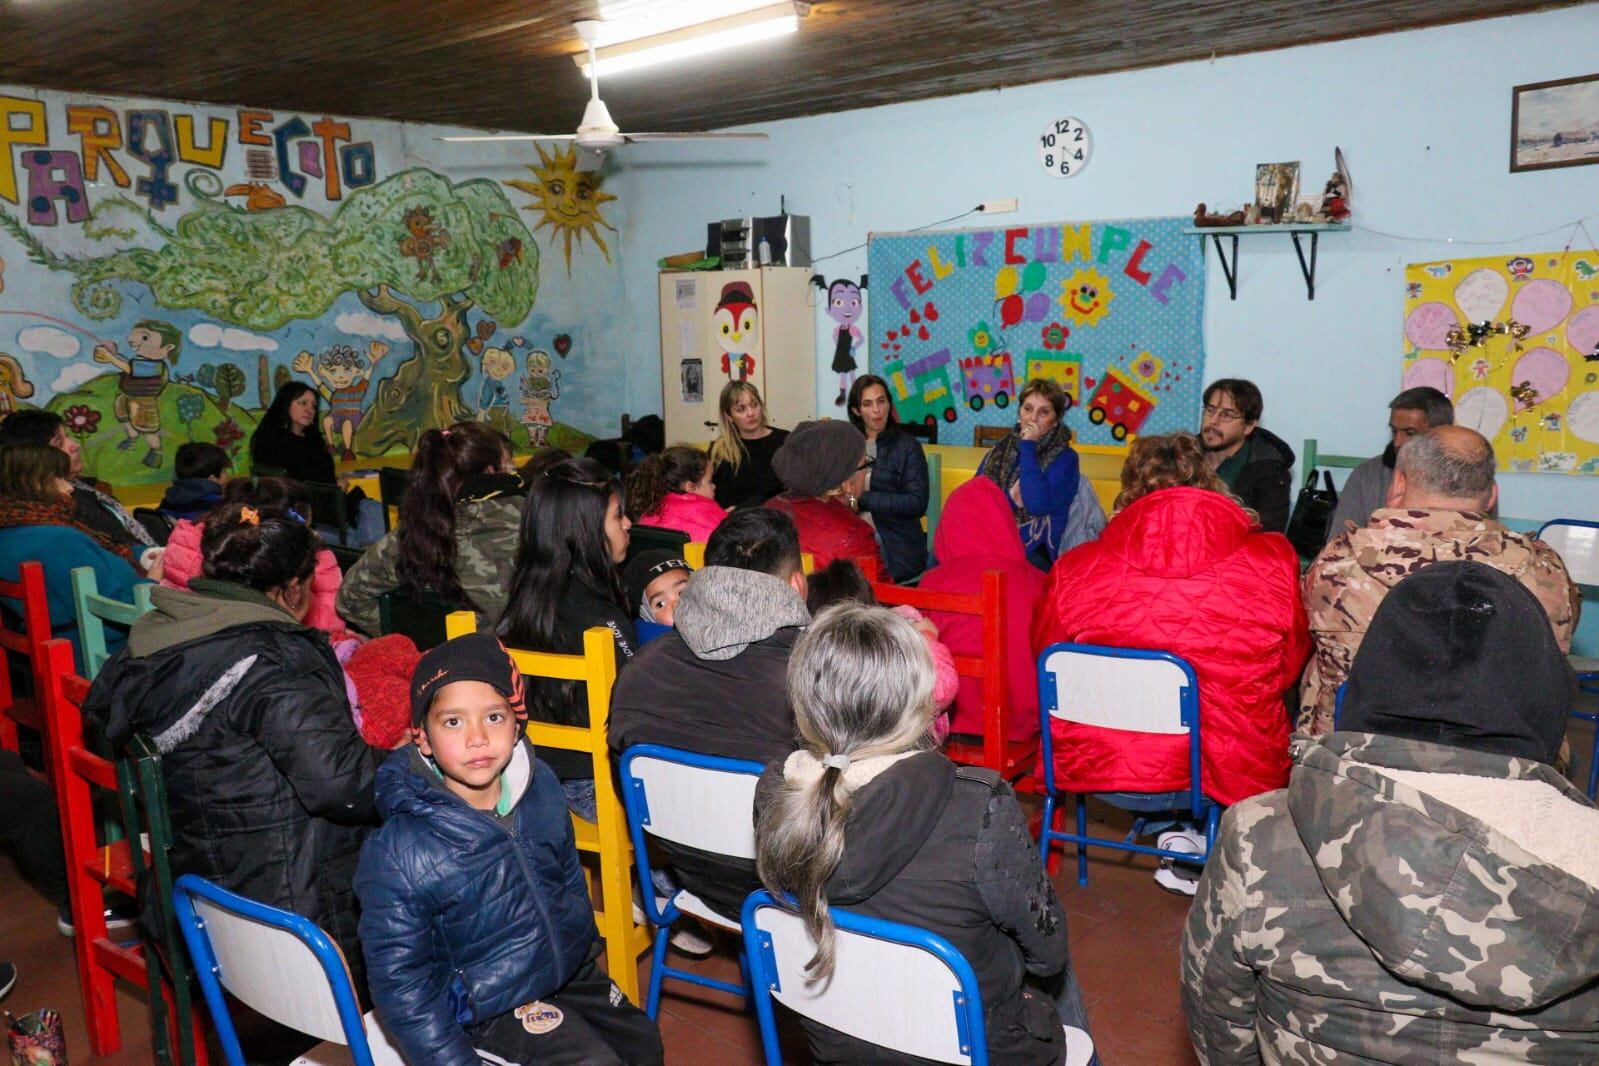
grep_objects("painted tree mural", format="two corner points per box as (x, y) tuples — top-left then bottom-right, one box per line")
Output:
(0, 168), (539, 452)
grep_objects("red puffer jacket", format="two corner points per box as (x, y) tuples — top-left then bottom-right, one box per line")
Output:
(1031, 486), (1309, 806)
(763, 493), (886, 576)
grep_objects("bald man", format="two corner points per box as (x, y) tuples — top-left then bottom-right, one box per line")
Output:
(1297, 426), (1579, 734)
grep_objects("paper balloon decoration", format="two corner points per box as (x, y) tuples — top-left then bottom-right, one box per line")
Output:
(1401, 356), (1454, 399)
(1566, 305), (1599, 360)
(1511, 278), (1574, 334)
(1509, 347), (1569, 410)
(1454, 385), (1509, 442)
(1454, 268), (1508, 324)
(1024, 291), (1051, 322)
(995, 266), (1019, 300)
(1000, 294), (1025, 327)
(1404, 302), (1457, 351)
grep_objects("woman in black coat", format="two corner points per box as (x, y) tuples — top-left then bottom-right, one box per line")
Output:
(85, 500), (382, 996)
(847, 375), (930, 582)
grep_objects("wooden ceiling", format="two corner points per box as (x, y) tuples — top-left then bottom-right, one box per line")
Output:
(0, 1), (1582, 136)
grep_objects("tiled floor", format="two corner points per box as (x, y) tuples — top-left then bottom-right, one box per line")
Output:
(9, 706), (1596, 1064)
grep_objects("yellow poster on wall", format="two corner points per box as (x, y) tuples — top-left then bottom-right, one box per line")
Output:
(1402, 249), (1599, 474)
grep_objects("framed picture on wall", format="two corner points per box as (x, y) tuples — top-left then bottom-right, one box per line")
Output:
(1511, 73), (1599, 172)
(1253, 162), (1299, 224)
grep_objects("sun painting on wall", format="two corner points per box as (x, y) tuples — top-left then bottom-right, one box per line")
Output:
(505, 145), (618, 272)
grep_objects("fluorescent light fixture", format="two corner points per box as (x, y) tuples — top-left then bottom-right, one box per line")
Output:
(575, 3), (805, 79)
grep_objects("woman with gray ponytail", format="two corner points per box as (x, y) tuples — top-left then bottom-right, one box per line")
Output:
(755, 603), (1095, 1066)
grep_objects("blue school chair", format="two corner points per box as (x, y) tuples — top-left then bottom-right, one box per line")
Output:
(1536, 519), (1599, 798)
(172, 874), (407, 1066)
(742, 889), (988, 1065)
(1035, 642), (1220, 886)
(742, 890), (1093, 1065)
(71, 566), (153, 679)
(619, 744), (762, 1018)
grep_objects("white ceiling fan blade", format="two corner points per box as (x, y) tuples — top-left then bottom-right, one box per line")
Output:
(622, 131), (769, 142)
(437, 133), (579, 143)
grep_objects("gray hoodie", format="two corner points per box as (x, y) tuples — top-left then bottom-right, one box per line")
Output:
(672, 565), (811, 661)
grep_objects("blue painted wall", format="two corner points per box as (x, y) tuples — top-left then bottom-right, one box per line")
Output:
(612, 3), (1599, 528)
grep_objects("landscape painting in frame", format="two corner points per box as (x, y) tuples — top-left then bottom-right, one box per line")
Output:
(1511, 73), (1599, 172)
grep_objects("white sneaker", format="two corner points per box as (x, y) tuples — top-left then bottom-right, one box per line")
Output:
(1156, 828), (1206, 858)
(631, 894), (714, 957)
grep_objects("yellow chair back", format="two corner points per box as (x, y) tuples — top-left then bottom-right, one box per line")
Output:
(684, 541), (815, 573)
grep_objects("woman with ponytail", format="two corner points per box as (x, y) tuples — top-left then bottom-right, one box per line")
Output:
(625, 445), (727, 542)
(756, 603), (1094, 1065)
(337, 422), (522, 635)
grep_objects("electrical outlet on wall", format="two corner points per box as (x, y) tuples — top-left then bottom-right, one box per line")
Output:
(979, 198), (1018, 214)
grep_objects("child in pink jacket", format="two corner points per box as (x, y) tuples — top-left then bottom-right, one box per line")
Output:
(624, 446), (728, 544)
(160, 477), (345, 632)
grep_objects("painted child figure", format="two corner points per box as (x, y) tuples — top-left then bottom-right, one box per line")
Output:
(519, 349), (560, 447)
(476, 346), (516, 422)
(355, 633), (664, 1066)
(824, 277), (865, 406)
(293, 341), (388, 461)
(93, 319), (181, 469)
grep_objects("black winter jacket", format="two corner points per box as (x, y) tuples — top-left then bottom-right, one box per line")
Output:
(755, 753), (1070, 1065)
(861, 426), (930, 582)
(355, 741), (598, 1066)
(512, 576), (636, 782)
(84, 583), (381, 993)
(1229, 426), (1295, 534)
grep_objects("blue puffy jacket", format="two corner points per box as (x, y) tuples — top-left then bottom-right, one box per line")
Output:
(355, 740), (598, 1066)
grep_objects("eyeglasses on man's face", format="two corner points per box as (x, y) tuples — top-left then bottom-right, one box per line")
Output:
(1202, 403), (1243, 424)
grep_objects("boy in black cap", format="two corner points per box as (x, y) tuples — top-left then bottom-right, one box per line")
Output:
(354, 633), (663, 1066)
(623, 549), (692, 627)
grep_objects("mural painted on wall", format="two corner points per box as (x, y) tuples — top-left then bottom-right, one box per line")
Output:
(1402, 248), (1599, 474)
(505, 144), (617, 272)
(0, 88), (626, 483)
(866, 217), (1206, 444)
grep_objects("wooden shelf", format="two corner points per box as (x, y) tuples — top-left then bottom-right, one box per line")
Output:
(1182, 222), (1351, 300)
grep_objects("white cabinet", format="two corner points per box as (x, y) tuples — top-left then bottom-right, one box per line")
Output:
(658, 267), (817, 445)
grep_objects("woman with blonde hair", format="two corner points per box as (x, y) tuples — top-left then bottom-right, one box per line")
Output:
(1032, 432), (1308, 896)
(709, 381), (788, 508)
(756, 602), (1094, 1065)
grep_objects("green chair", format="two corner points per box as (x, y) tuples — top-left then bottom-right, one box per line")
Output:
(71, 567), (154, 680)
(1299, 438), (1366, 476)
(378, 588), (459, 650)
(626, 524), (691, 563)
(117, 733), (208, 1066)
(925, 451), (943, 554)
(378, 466), (411, 533)
(303, 480), (351, 546)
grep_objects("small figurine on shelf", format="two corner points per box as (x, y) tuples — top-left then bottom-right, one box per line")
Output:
(1193, 203), (1247, 228)
(1317, 147), (1352, 223)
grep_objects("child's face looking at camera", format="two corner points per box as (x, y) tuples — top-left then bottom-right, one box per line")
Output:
(644, 570), (690, 626)
(417, 680), (518, 810)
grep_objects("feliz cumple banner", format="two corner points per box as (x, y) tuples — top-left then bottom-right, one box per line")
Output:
(866, 216), (1205, 444)
(1402, 249), (1599, 475)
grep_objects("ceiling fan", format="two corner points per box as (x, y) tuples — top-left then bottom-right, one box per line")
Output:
(439, 20), (768, 170)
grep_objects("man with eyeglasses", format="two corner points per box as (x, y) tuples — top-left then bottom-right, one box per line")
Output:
(1199, 378), (1294, 533)
(1323, 386), (1453, 543)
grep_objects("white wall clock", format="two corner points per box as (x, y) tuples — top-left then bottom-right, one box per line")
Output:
(1040, 117), (1091, 178)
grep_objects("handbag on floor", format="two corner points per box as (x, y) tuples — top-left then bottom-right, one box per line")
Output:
(7, 1007), (67, 1065)
(1286, 469), (1337, 559)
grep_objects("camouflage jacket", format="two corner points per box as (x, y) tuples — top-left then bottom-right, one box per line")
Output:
(335, 492), (523, 636)
(1298, 509), (1578, 734)
(1182, 733), (1599, 1065)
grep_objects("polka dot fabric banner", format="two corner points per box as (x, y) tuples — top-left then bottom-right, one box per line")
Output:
(866, 216), (1206, 444)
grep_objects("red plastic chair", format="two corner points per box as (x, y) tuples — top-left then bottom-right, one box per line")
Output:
(40, 637), (207, 1063)
(0, 560), (51, 758)
(869, 569), (1036, 784)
